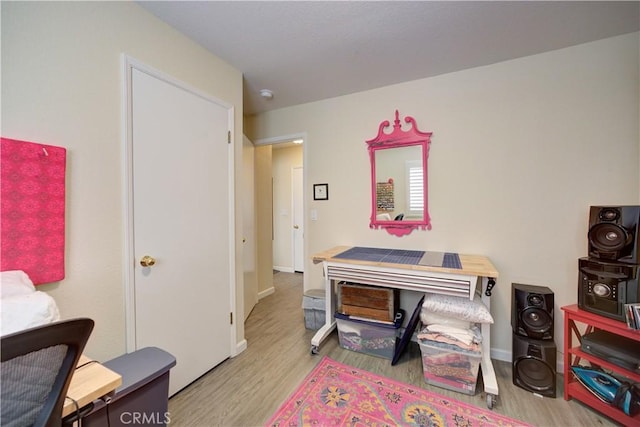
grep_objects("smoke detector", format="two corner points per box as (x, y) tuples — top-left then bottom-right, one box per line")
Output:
(259, 89), (274, 100)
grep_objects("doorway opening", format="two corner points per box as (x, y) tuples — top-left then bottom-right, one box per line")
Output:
(254, 133), (308, 292)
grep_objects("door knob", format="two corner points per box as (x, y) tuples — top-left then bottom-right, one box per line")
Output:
(294, 225), (299, 229)
(140, 255), (156, 267)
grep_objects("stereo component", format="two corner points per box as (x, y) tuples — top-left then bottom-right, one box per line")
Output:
(578, 257), (640, 321)
(588, 206), (640, 264)
(581, 329), (640, 374)
(512, 334), (556, 397)
(512, 283), (554, 340)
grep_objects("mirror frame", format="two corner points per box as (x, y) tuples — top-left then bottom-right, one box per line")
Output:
(366, 110), (432, 236)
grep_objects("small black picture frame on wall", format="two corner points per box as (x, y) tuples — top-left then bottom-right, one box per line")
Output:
(313, 183), (329, 201)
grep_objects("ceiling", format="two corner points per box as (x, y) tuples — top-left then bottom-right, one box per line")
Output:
(137, 1), (640, 116)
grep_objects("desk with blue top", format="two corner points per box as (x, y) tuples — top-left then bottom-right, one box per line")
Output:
(311, 246), (500, 408)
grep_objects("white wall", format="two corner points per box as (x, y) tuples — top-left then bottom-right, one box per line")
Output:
(247, 33), (640, 359)
(1, 2), (244, 361)
(272, 145), (303, 271)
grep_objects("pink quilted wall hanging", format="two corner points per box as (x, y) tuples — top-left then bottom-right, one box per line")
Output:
(1, 137), (67, 285)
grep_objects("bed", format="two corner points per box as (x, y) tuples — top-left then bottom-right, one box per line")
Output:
(1, 270), (60, 336)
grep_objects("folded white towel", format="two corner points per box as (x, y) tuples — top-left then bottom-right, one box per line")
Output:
(1, 270), (36, 298)
(424, 324), (481, 346)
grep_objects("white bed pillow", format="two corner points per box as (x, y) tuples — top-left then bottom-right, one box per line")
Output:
(422, 293), (494, 324)
(1, 270), (36, 298)
(1, 292), (60, 336)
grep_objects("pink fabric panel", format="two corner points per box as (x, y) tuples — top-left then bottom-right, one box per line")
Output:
(1, 137), (66, 285)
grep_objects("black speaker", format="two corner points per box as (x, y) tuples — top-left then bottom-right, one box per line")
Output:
(512, 283), (554, 340)
(512, 334), (556, 397)
(588, 205), (640, 264)
(578, 257), (640, 321)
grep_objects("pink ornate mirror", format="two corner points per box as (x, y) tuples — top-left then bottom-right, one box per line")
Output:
(366, 111), (432, 236)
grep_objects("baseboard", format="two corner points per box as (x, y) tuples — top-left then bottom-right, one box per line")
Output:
(258, 287), (275, 300)
(490, 347), (510, 363)
(273, 266), (294, 273)
(234, 339), (247, 357)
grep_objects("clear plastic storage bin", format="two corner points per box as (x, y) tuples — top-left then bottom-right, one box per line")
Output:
(335, 311), (403, 359)
(419, 339), (481, 395)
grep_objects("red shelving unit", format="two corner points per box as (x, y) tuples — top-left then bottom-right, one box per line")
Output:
(562, 304), (640, 426)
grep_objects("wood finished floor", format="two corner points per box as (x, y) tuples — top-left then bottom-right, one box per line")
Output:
(167, 272), (617, 427)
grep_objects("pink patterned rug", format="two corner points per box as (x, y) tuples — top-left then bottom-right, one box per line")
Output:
(266, 356), (531, 427)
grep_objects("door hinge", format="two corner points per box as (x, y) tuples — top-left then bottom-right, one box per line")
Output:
(230, 312), (233, 325)
(228, 130), (231, 144)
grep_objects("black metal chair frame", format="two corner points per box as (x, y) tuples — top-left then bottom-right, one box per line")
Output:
(1, 318), (94, 427)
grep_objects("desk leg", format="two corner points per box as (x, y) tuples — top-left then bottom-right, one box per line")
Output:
(481, 322), (499, 390)
(311, 322), (336, 354)
(480, 277), (499, 408)
(311, 263), (337, 354)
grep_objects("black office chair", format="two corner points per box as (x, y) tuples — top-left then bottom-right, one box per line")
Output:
(1, 318), (94, 427)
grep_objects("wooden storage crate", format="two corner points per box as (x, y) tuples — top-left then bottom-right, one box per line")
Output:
(337, 282), (398, 322)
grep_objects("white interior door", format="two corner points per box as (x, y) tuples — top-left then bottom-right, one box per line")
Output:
(242, 135), (258, 320)
(129, 66), (232, 396)
(292, 166), (304, 272)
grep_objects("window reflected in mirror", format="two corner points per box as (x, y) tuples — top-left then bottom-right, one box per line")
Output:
(367, 111), (432, 236)
(375, 145), (424, 222)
